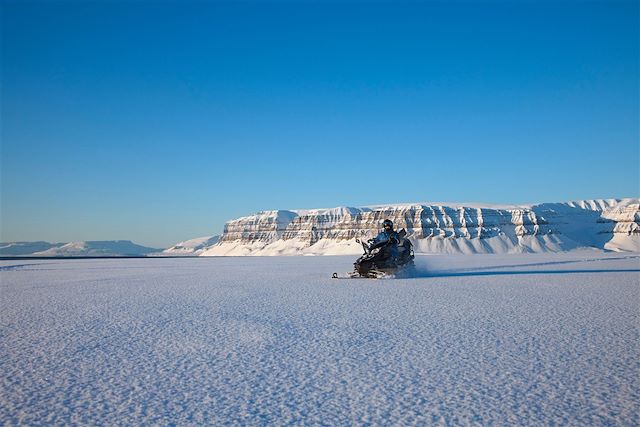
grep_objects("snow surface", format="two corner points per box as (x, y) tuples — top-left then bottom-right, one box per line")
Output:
(1, 253), (639, 425)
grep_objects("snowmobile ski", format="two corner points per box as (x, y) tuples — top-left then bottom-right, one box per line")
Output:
(331, 271), (362, 279)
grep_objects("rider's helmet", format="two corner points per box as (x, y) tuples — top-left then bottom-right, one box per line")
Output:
(382, 219), (394, 231)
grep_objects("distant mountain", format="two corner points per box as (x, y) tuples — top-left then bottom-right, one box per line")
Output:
(0, 240), (161, 257)
(6, 197), (637, 258)
(202, 198), (640, 256)
(0, 241), (65, 256)
(162, 235), (220, 256)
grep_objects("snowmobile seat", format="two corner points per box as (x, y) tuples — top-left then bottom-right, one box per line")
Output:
(396, 228), (407, 245)
(396, 229), (409, 254)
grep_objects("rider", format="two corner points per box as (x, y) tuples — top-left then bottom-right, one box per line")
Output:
(368, 219), (400, 252)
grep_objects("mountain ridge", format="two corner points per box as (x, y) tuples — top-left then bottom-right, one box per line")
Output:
(3, 198), (637, 257)
(204, 198), (639, 256)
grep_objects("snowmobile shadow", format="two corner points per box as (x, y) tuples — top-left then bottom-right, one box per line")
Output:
(441, 255), (640, 273)
(406, 254), (640, 279)
(417, 268), (640, 279)
(0, 263), (44, 271)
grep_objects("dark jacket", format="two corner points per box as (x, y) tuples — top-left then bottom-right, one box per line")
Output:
(369, 230), (399, 250)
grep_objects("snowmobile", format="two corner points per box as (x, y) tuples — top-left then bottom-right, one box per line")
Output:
(332, 228), (415, 279)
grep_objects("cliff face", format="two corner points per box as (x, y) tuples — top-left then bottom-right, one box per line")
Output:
(205, 199), (639, 256)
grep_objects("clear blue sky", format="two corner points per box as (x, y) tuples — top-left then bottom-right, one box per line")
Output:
(1, 0), (638, 248)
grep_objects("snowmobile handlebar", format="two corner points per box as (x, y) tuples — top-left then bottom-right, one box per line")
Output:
(355, 238), (373, 254)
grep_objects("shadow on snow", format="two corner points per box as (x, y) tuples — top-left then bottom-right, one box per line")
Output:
(415, 268), (640, 279)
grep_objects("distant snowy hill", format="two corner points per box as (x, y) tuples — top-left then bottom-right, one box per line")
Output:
(162, 235), (219, 256)
(0, 241), (65, 256)
(28, 240), (161, 257)
(202, 198), (640, 256)
(1, 238), (214, 257)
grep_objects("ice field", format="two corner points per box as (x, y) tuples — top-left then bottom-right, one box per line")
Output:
(1, 252), (639, 425)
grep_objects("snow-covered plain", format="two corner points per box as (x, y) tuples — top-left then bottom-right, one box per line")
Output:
(1, 252), (639, 425)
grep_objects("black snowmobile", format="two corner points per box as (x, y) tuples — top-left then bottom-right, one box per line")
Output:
(332, 229), (415, 279)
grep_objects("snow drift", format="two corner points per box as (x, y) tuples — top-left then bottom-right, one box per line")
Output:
(203, 198), (639, 256)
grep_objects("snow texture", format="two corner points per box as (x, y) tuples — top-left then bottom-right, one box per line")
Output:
(1, 252), (639, 425)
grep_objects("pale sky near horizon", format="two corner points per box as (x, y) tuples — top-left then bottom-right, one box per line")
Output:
(1, 0), (638, 248)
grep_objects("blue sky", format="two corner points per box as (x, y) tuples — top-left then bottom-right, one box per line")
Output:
(1, 0), (638, 248)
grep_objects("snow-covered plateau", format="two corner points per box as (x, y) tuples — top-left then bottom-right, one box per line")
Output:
(1, 253), (638, 425)
(204, 198), (640, 256)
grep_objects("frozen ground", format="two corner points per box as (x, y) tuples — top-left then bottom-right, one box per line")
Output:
(1, 252), (639, 425)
